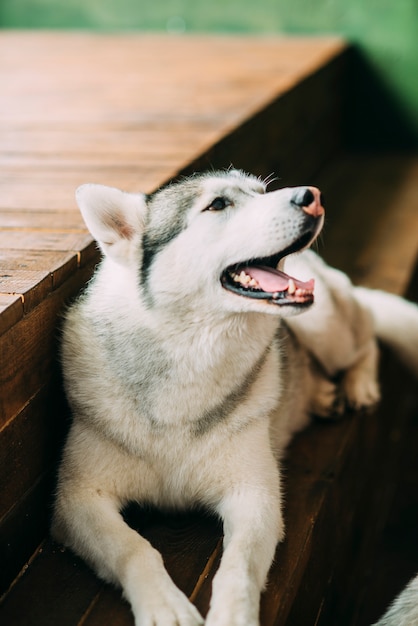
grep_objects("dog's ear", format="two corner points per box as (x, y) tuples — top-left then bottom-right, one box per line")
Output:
(76, 184), (146, 264)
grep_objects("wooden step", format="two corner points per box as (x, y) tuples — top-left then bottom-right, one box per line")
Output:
(1, 31), (418, 626)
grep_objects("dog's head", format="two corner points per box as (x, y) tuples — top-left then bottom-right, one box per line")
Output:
(76, 170), (324, 318)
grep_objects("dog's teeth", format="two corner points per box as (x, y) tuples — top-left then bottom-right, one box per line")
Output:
(236, 270), (257, 286)
(229, 269), (259, 289)
(239, 271), (251, 285)
(288, 279), (296, 295)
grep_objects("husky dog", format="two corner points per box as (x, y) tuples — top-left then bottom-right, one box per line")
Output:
(52, 170), (418, 626)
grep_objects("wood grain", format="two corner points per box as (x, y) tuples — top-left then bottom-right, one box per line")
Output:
(0, 294), (24, 333)
(0, 261), (96, 426)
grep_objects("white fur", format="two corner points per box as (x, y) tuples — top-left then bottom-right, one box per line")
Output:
(373, 574), (418, 626)
(52, 170), (418, 626)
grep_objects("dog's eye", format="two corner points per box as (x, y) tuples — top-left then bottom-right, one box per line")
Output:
(205, 197), (231, 212)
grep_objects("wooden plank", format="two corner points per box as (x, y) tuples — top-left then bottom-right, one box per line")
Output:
(0, 378), (70, 595)
(0, 294), (23, 334)
(0, 474), (54, 596)
(0, 270), (53, 313)
(348, 376), (418, 625)
(0, 211), (86, 230)
(0, 383), (67, 522)
(0, 251), (96, 330)
(0, 34), (346, 125)
(0, 250), (79, 289)
(0, 169), (166, 210)
(0, 150), (194, 168)
(0, 237), (97, 307)
(0, 540), (103, 624)
(0, 260), (96, 426)
(0, 125), (220, 157)
(0, 231), (92, 255)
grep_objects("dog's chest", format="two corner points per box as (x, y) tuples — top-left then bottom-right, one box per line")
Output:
(92, 318), (280, 435)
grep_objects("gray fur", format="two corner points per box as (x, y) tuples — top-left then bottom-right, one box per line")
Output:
(140, 181), (201, 291)
(193, 345), (271, 437)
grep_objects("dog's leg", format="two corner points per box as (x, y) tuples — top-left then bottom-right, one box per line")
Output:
(342, 339), (381, 411)
(53, 491), (204, 626)
(205, 458), (283, 626)
(309, 371), (344, 418)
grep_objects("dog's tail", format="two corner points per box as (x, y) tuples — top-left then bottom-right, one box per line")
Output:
(355, 287), (418, 377)
(372, 574), (418, 625)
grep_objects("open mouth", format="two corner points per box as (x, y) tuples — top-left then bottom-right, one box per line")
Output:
(221, 231), (315, 306)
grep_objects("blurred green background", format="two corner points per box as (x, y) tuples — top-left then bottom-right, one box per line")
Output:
(1, 0), (417, 148)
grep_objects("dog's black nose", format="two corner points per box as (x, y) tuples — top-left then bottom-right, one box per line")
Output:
(292, 188), (314, 207)
(291, 186), (324, 217)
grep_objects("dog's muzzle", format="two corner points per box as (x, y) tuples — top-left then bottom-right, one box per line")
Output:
(221, 186), (325, 307)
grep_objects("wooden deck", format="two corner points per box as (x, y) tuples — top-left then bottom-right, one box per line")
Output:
(1, 31), (418, 626)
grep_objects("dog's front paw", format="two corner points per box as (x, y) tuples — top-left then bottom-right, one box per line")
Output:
(342, 341), (381, 412)
(205, 584), (259, 626)
(310, 376), (345, 419)
(205, 605), (259, 626)
(133, 582), (204, 626)
(343, 368), (381, 412)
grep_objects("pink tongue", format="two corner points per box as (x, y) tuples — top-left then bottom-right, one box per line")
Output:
(245, 265), (314, 293)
